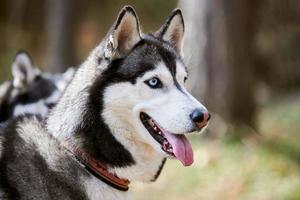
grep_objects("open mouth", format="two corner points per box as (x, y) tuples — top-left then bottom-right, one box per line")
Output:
(140, 112), (194, 166)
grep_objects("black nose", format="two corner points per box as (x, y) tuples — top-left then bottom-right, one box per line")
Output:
(190, 109), (210, 128)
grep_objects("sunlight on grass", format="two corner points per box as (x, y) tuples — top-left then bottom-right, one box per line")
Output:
(133, 95), (300, 200)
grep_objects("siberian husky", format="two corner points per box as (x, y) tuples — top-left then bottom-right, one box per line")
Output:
(0, 51), (74, 122)
(0, 6), (210, 200)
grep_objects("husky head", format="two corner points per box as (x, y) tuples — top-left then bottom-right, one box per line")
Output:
(48, 6), (210, 182)
(97, 7), (210, 167)
(0, 51), (74, 122)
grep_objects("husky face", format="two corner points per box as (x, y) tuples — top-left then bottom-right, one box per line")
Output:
(47, 6), (211, 184)
(99, 10), (210, 167)
(0, 51), (74, 122)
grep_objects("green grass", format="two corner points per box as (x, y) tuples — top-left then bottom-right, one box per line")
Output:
(133, 94), (300, 200)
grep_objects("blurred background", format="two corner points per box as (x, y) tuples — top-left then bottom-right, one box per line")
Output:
(0, 0), (300, 199)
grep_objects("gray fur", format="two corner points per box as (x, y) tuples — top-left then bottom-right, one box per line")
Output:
(0, 116), (89, 199)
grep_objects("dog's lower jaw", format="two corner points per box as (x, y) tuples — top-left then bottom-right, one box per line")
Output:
(107, 126), (166, 182)
(109, 143), (165, 182)
(98, 110), (167, 182)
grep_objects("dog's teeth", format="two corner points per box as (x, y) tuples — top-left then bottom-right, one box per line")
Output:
(148, 120), (154, 126)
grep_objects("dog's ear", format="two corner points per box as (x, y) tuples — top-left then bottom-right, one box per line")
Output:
(0, 81), (12, 103)
(12, 51), (39, 89)
(62, 67), (75, 82)
(104, 6), (141, 59)
(156, 9), (185, 54)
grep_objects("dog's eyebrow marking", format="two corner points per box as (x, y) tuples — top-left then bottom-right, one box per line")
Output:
(157, 48), (188, 95)
(140, 34), (179, 77)
(140, 35), (189, 95)
(119, 34), (188, 93)
(158, 47), (176, 77)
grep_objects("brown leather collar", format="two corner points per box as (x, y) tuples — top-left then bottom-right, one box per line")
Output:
(64, 142), (130, 191)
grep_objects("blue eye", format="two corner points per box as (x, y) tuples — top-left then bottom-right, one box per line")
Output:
(145, 77), (163, 89)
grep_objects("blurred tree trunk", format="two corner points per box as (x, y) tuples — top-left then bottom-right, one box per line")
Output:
(46, 0), (75, 72)
(178, 0), (208, 101)
(204, 0), (226, 113)
(179, 0), (263, 135)
(223, 0), (262, 129)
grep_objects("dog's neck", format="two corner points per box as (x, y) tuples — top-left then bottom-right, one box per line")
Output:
(47, 45), (165, 183)
(101, 117), (165, 181)
(47, 43), (105, 140)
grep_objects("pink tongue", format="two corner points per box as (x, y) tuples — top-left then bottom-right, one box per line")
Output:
(163, 131), (194, 166)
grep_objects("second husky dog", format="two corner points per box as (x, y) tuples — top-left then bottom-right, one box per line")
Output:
(0, 6), (210, 200)
(0, 51), (74, 122)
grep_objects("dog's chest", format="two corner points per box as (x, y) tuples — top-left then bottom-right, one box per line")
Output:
(82, 175), (132, 200)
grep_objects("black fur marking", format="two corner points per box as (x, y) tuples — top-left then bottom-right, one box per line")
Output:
(0, 105), (9, 122)
(97, 57), (103, 65)
(0, 92), (12, 123)
(157, 44), (177, 76)
(174, 79), (186, 94)
(0, 115), (89, 199)
(151, 158), (167, 182)
(77, 59), (137, 168)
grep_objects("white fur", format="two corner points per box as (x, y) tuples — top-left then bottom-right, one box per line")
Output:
(81, 175), (132, 200)
(13, 101), (49, 117)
